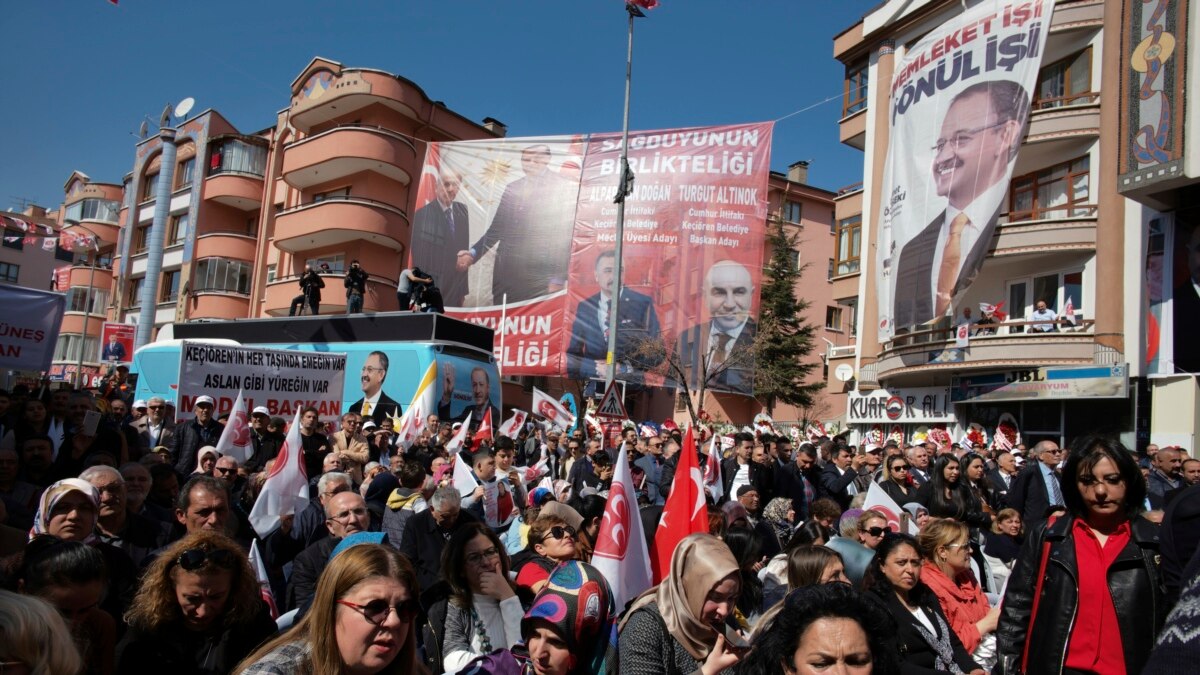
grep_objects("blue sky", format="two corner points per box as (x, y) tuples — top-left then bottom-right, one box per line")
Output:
(2, 0), (874, 210)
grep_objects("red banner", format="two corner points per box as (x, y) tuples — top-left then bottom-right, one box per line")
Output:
(54, 266), (71, 292)
(410, 123), (773, 388)
(100, 321), (135, 365)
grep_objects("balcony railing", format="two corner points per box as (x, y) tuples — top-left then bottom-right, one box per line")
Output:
(287, 194), (403, 213)
(1033, 92), (1099, 110)
(887, 318), (1095, 350)
(1004, 203), (1097, 224)
(284, 122), (416, 152)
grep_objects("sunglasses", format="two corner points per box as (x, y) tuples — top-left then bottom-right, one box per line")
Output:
(148, 405), (165, 410)
(892, 464), (910, 471)
(214, 467), (236, 475)
(175, 547), (237, 572)
(543, 525), (576, 542)
(861, 526), (888, 537)
(337, 599), (418, 626)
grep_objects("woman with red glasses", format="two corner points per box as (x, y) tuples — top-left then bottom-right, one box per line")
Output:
(117, 529), (276, 674)
(235, 543), (424, 674)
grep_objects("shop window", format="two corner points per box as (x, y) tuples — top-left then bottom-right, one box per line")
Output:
(834, 215), (861, 275)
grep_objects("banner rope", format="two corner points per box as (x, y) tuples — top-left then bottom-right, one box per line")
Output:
(774, 92), (846, 123)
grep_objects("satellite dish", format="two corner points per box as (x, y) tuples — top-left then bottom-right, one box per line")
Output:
(159, 104), (172, 127)
(174, 97), (195, 119)
(137, 121), (149, 139)
(835, 364), (855, 382)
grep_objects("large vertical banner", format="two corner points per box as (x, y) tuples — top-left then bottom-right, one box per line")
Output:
(409, 123), (773, 391)
(876, 0), (1054, 341)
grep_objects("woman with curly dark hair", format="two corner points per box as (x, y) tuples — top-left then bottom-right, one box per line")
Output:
(116, 530), (276, 674)
(737, 582), (900, 675)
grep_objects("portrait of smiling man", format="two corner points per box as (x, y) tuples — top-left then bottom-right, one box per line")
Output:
(892, 79), (1031, 330)
(677, 259), (757, 394)
(350, 350), (401, 425)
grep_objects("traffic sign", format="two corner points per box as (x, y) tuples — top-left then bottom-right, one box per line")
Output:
(595, 381), (628, 419)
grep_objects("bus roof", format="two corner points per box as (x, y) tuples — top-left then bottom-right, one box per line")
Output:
(172, 312), (493, 353)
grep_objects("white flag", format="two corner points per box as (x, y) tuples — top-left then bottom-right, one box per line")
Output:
(452, 454), (479, 498)
(1061, 296), (1075, 326)
(214, 390), (253, 463)
(702, 434), (723, 502)
(248, 409), (310, 538)
(248, 539), (278, 619)
(497, 409), (528, 439)
(592, 445), (652, 611)
(396, 362), (438, 449)
(863, 481), (920, 535)
(445, 411), (472, 454)
(954, 322), (970, 349)
(532, 387), (576, 428)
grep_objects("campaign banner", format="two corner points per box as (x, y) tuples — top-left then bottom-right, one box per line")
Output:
(177, 342), (347, 422)
(876, 0), (1055, 341)
(53, 266), (71, 292)
(0, 286), (65, 372)
(409, 123), (773, 392)
(99, 322), (134, 364)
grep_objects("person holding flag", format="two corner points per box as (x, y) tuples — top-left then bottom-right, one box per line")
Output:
(592, 443), (652, 611)
(653, 427), (710, 581)
(248, 409), (310, 539)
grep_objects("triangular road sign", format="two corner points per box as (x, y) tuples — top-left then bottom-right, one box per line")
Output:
(595, 381), (628, 419)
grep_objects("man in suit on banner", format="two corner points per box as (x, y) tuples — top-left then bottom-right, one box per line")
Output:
(412, 167), (470, 307)
(567, 250), (663, 383)
(892, 80), (1030, 330)
(678, 260), (757, 395)
(350, 351), (401, 425)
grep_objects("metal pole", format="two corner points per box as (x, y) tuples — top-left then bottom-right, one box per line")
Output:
(76, 261), (96, 388)
(605, 8), (636, 388)
(135, 127), (178, 350)
(498, 293), (508, 378)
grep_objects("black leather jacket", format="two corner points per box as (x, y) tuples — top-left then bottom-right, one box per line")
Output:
(995, 514), (1166, 675)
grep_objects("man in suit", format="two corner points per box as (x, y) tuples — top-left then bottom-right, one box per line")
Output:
(412, 167), (470, 307)
(567, 250), (663, 382)
(456, 144), (576, 305)
(436, 361), (457, 422)
(892, 80), (1031, 330)
(820, 446), (868, 511)
(678, 260), (757, 395)
(350, 351), (401, 425)
(460, 366), (499, 431)
(132, 396), (174, 455)
(986, 450), (1020, 508)
(101, 335), (127, 362)
(1007, 439), (1065, 522)
(1173, 224), (1200, 372)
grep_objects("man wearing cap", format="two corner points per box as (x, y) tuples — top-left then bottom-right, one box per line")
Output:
(130, 400), (148, 423)
(171, 396), (222, 477)
(244, 406), (282, 473)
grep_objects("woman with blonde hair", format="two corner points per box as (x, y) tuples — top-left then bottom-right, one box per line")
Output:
(917, 519), (1000, 669)
(619, 533), (747, 675)
(234, 543), (425, 675)
(116, 529), (276, 673)
(0, 588), (83, 675)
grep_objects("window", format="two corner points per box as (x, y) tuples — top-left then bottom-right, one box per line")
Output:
(834, 215), (862, 275)
(313, 187), (351, 203)
(0, 263), (18, 283)
(1007, 269), (1086, 327)
(843, 62), (868, 116)
(784, 200), (802, 224)
(787, 249), (800, 271)
(168, 213), (190, 246)
(675, 391), (689, 412)
(1009, 156), (1090, 221)
(830, 210), (836, 234)
(838, 297), (859, 337)
(52, 334), (100, 363)
(1035, 49), (1093, 109)
(266, 264), (276, 283)
(54, 245), (75, 263)
(133, 225), (151, 253)
(64, 198), (120, 224)
(160, 270), (180, 303)
(193, 258), (252, 295)
(177, 157), (195, 189)
(141, 173), (160, 201)
(2, 234), (22, 250)
(127, 277), (144, 308)
(208, 140), (267, 177)
(305, 254), (344, 274)
(825, 305), (843, 331)
(65, 288), (109, 314)
(827, 258), (835, 281)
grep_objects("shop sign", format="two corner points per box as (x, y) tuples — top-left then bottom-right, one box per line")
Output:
(848, 387), (954, 424)
(951, 364), (1128, 403)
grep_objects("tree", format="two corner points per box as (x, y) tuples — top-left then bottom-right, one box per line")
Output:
(754, 222), (823, 412)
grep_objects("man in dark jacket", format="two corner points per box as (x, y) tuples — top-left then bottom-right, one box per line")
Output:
(1007, 440), (1064, 521)
(819, 446), (867, 511)
(243, 406), (282, 473)
(721, 432), (771, 504)
(287, 491), (373, 612)
(773, 442), (819, 523)
(398, 486), (479, 591)
(343, 260), (369, 314)
(171, 395), (222, 477)
(288, 263), (325, 316)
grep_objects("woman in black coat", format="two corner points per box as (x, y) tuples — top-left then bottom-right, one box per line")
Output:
(864, 533), (984, 675)
(995, 435), (1166, 675)
(916, 455), (992, 530)
(880, 454), (918, 507)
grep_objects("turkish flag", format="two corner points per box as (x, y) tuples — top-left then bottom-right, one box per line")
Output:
(592, 445), (652, 609)
(473, 407), (494, 445)
(652, 426), (707, 582)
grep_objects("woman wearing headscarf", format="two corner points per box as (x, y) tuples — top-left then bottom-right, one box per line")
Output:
(29, 478), (138, 625)
(760, 498), (796, 552)
(193, 446), (220, 476)
(619, 533), (747, 675)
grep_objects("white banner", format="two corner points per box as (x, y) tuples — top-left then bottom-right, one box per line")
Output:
(0, 286), (65, 372)
(877, 0), (1055, 341)
(177, 342), (347, 422)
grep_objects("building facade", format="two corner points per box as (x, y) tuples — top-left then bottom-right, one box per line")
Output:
(830, 2), (1156, 449)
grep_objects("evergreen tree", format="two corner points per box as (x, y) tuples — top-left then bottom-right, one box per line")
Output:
(754, 222), (823, 410)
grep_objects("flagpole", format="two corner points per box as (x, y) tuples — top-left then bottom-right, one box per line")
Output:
(606, 4), (639, 388)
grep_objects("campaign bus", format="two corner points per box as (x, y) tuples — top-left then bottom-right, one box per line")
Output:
(131, 313), (501, 427)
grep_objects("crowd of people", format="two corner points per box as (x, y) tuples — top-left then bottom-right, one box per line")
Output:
(0, 380), (1198, 675)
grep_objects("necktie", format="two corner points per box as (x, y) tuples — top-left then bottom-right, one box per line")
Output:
(599, 297), (610, 340)
(1048, 470), (1064, 506)
(361, 400), (372, 417)
(446, 207), (455, 237)
(935, 213), (971, 316)
(711, 332), (732, 367)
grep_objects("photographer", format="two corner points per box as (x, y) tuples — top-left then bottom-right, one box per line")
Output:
(343, 260), (369, 314)
(288, 263), (325, 316)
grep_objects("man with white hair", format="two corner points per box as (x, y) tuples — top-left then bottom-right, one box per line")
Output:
(399, 486), (480, 591)
(132, 396), (174, 457)
(677, 260), (758, 394)
(82, 465), (172, 567)
(120, 461), (173, 524)
(287, 490), (375, 612)
(265, 470), (352, 569)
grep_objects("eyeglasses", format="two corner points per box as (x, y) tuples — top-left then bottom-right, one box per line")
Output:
(175, 547), (237, 572)
(361, 366), (386, 374)
(930, 121), (1009, 153)
(148, 405), (164, 410)
(542, 525), (576, 542)
(327, 507), (368, 522)
(861, 526), (888, 537)
(465, 547), (501, 566)
(337, 599), (417, 626)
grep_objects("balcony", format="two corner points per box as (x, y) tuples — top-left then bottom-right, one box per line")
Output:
(185, 293), (251, 321)
(1025, 99), (1100, 145)
(62, 220), (120, 250)
(193, 231), (258, 262)
(290, 69), (430, 132)
(273, 196), (408, 253)
(203, 170), (264, 210)
(992, 206), (1097, 258)
(839, 108), (867, 150)
(876, 320), (1097, 384)
(1050, 0), (1104, 33)
(262, 275), (400, 316)
(282, 124), (415, 190)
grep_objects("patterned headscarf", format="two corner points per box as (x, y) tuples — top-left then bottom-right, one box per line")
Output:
(30, 478), (99, 543)
(762, 497), (794, 548)
(522, 561), (618, 674)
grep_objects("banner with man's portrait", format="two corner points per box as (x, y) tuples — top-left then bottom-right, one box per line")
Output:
(409, 122), (773, 392)
(876, 0), (1056, 342)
